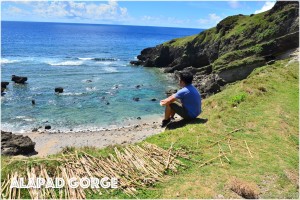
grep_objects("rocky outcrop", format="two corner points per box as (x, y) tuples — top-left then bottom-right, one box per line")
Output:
(130, 1), (299, 97)
(11, 75), (28, 84)
(1, 82), (9, 93)
(55, 87), (64, 93)
(1, 131), (36, 156)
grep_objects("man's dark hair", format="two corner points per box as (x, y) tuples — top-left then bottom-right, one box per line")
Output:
(179, 71), (193, 85)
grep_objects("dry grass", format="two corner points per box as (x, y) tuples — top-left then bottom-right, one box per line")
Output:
(229, 177), (260, 199)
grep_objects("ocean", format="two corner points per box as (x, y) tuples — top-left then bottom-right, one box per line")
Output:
(1, 21), (202, 132)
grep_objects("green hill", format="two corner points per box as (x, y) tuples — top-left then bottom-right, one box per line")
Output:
(131, 1), (299, 98)
(2, 55), (298, 199)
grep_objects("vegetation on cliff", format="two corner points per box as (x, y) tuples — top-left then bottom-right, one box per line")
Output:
(132, 1), (299, 97)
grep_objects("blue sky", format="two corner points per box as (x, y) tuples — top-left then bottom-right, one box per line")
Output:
(1, 1), (276, 28)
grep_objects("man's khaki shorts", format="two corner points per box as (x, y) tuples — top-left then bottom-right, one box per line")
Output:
(170, 101), (191, 119)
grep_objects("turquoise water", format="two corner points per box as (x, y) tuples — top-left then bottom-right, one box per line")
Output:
(1, 21), (202, 132)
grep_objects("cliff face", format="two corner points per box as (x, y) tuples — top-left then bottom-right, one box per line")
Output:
(131, 1), (299, 97)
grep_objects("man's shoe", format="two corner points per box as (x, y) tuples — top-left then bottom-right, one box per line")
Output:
(161, 118), (171, 128)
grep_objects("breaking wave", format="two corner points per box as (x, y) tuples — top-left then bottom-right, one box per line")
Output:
(1, 58), (19, 64)
(48, 61), (84, 66)
(78, 57), (118, 61)
(103, 66), (118, 72)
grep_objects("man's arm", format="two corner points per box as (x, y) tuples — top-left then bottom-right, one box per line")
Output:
(160, 94), (177, 106)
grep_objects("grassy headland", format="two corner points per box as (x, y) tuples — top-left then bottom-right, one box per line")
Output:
(1, 56), (298, 198)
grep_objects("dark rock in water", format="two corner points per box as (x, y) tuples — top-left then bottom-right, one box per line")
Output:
(32, 128), (38, 132)
(86, 80), (92, 83)
(165, 89), (177, 97)
(11, 75), (28, 84)
(137, 117), (141, 120)
(130, 60), (144, 66)
(136, 85), (141, 89)
(45, 125), (51, 130)
(1, 131), (36, 156)
(151, 98), (157, 101)
(133, 97), (140, 102)
(1, 82), (9, 89)
(1, 86), (7, 94)
(55, 87), (64, 93)
(267, 60), (276, 65)
(106, 102), (110, 105)
(32, 100), (36, 105)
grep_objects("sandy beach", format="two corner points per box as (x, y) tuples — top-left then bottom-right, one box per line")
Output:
(18, 116), (167, 157)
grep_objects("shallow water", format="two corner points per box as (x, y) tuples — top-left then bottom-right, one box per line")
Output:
(1, 21), (203, 132)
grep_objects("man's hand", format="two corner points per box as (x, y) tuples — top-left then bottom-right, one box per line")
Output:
(160, 99), (167, 106)
(160, 95), (176, 106)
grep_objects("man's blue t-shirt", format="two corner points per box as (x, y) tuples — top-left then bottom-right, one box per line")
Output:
(174, 84), (201, 118)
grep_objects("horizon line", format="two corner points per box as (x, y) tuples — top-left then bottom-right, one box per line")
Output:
(2, 20), (207, 30)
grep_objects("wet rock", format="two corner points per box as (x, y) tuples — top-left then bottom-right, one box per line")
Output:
(130, 60), (144, 66)
(11, 75), (28, 84)
(133, 97), (140, 102)
(1, 131), (36, 156)
(55, 87), (64, 93)
(32, 100), (36, 105)
(86, 80), (92, 83)
(137, 117), (141, 120)
(45, 125), (51, 130)
(106, 102), (110, 105)
(151, 98), (157, 101)
(136, 85), (141, 89)
(1, 81), (9, 92)
(32, 128), (38, 132)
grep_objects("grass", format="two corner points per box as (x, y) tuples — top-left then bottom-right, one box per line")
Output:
(163, 34), (198, 47)
(1, 58), (299, 198)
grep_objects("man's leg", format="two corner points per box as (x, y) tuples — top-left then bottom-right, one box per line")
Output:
(164, 104), (175, 120)
(169, 102), (191, 119)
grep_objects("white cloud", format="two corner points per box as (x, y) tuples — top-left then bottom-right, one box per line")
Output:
(254, 1), (276, 14)
(5, 0), (129, 23)
(8, 6), (23, 14)
(209, 13), (221, 22)
(228, 0), (240, 9)
(197, 13), (222, 28)
(140, 15), (190, 27)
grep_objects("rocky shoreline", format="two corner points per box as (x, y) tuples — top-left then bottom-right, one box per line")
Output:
(2, 115), (168, 157)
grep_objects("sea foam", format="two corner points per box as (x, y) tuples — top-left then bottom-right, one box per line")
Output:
(49, 61), (83, 66)
(103, 66), (118, 72)
(1, 58), (19, 64)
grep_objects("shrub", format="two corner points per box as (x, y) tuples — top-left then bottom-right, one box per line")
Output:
(230, 92), (247, 106)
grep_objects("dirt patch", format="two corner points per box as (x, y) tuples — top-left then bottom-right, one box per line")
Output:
(284, 169), (299, 188)
(229, 177), (260, 199)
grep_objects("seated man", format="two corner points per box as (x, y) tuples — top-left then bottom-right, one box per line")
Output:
(160, 71), (202, 127)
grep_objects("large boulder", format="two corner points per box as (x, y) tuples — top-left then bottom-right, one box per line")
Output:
(1, 82), (9, 89)
(11, 75), (28, 84)
(1, 82), (9, 94)
(194, 74), (225, 98)
(1, 131), (36, 156)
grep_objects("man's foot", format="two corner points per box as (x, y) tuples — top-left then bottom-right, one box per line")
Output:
(161, 118), (171, 128)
